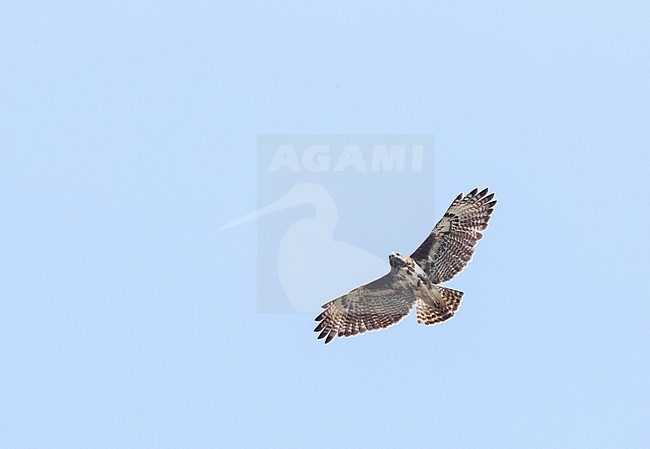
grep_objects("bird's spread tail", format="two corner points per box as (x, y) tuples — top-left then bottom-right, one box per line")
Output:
(416, 285), (464, 326)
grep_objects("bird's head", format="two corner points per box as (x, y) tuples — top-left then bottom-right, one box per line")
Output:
(388, 252), (415, 270)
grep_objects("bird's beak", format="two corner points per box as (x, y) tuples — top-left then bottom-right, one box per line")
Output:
(217, 192), (296, 231)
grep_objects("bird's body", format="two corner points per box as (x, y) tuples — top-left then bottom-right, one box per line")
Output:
(315, 188), (496, 343)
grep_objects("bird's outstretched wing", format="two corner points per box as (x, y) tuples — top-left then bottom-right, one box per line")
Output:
(411, 188), (496, 284)
(314, 272), (415, 344)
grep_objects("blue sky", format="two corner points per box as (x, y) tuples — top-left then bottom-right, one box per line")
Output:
(1, 1), (649, 448)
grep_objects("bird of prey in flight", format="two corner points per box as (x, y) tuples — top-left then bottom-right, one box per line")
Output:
(314, 188), (496, 343)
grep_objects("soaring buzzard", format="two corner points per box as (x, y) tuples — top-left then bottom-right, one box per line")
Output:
(314, 188), (496, 343)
